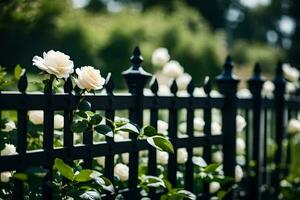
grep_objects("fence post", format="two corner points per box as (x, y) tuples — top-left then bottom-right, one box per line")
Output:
(13, 71), (28, 200)
(122, 47), (151, 199)
(216, 56), (239, 199)
(248, 63), (264, 200)
(272, 62), (286, 198)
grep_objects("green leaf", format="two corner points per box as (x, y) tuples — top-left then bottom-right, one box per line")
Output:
(93, 176), (115, 194)
(78, 100), (92, 111)
(14, 64), (24, 80)
(94, 125), (113, 137)
(54, 158), (74, 181)
(176, 190), (196, 200)
(217, 190), (227, 200)
(141, 175), (166, 188)
(13, 173), (28, 181)
(115, 123), (139, 134)
(163, 179), (173, 192)
(79, 190), (101, 200)
(204, 163), (221, 173)
(147, 136), (174, 153)
(141, 126), (157, 137)
(90, 114), (102, 125)
(71, 121), (88, 133)
(76, 111), (88, 119)
(74, 169), (94, 182)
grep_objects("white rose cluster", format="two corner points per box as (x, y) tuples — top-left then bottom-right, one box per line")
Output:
(177, 148), (188, 164)
(1, 171), (12, 183)
(157, 150), (169, 165)
(28, 111), (64, 129)
(1, 144), (16, 156)
(1, 121), (16, 132)
(151, 48), (170, 67)
(162, 60), (184, 79)
(287, 119), (300, 135)
(262, 81), (275, 98)
(283, 63), (300, 82)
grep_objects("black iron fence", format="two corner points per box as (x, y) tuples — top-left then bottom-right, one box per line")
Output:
(0, 47), (297, 200)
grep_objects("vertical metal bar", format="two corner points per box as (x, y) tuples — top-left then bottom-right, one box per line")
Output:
(168, 80), (178, 187)
(216, 56), (239, 200)
(122, 47), (151, 199)
(248, 63), (264, 200)
(272, 62), (286, 198)
(185, 80), (195, 192)
(104, 73), (115, 200)
(43, 77), (54, 200)
(148, 77), (159, 198)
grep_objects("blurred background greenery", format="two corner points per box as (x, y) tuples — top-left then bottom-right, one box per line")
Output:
(0, 0), (298, 88)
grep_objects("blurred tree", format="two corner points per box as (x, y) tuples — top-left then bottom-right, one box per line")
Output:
(289, 0), (300, 68)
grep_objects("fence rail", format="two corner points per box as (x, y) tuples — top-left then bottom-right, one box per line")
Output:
(0, 47), (298, 200)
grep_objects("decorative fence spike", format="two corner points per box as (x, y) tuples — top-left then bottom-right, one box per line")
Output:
(150, 77), (158, 94)
(253, 62), (261, 78)
(131, 46), (143, 70)
(170, 79), (178, 95)
(18, 71), (28, 94)
(105, 72), (114, 94)
(203, 76), (211, 95)
(187, 79), (195, 95)
(64, 77), (73, 93)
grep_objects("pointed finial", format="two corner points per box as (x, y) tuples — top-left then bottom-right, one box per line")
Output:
(225, 56), (233, 70)
(130, 46), (143, 70)
(187, 79), (195, 95)
(203, 76), (212, 95)
(150, 77), (158, 94)
(64, 77), (73, 93)
(18, 70), (28, 94)
(254, 62), (261, 76)
(105, 73), (114, 94)
(170, 79), (178, 95)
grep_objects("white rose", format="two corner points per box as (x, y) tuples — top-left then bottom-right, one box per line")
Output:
(211, 122), (221, 135)
(1, 171), (12, 183)
(286, 82), (297, 94)
(236, 115), (246, 133)
(212, 151), (223, 164)
(1, 144), (16, 156)
(114, 134), (125, 142)
(235, 165), (243, 182)
(157, 120), (168, 135)
(283, 63), (300, 82)
(121, 153), (129, 164)
(209, 182), (220, 193)
(193, 87), (206, 97)
(262, 81), (275, 98)
(236, 137), (245, 155)
(194, 117), (205, 132)
(96, 157), (105, 166)
(177, 148), (188, 164)
(237, 88), (252, 98)
(114, 163), (129, 182)
(210, 90), (222, 97)
(157, 150), (169, 165)
(151, 48), (170, 67)
(28, 111), (44, 125)
(193, 147), (203, 156)
(162, 60), (184, 78)
(288, 119), (300, 134)
(117, 131), (129, 139)
(54, 114), (64, 129)
(75, 66), (105, 91)
(177, 90), (189, 97)
(32, 50), (74, 79)
(158, 85), (171, 96)
(2, 121), (16, 132)
(178, 122), (187, 134)
(176, 73), (192, 91)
